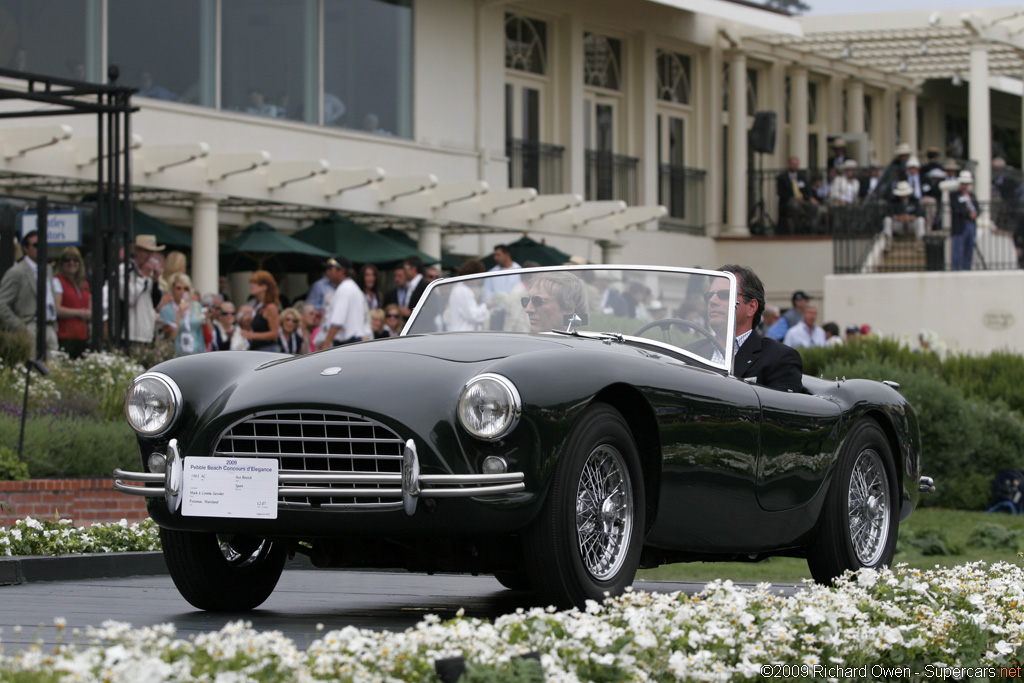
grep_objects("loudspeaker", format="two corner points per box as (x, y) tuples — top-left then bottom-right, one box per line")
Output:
(748, 111), (777, 154)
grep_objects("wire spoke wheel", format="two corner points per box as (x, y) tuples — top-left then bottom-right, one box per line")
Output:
(523, 403), (645, 608)
(847, 448), (891, 565)
(807, 418), (898, 585)
(575, 444), (634, 581)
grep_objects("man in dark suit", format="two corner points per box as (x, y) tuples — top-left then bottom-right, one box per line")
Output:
(691, 265), (803, 393)
(776, 157), (818, 234)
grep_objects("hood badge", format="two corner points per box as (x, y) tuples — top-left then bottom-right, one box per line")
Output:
(321, 366), (343, 376)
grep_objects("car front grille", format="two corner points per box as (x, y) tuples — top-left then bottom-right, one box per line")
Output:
(215, 410), (405, 509)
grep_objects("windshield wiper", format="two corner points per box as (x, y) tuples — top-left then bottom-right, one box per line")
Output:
(549, 329), (625, 343)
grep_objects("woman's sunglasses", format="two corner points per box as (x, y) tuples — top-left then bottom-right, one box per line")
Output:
(521, 296), (555, 309)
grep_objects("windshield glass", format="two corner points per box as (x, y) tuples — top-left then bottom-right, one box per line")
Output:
(403, 265), (737, 370)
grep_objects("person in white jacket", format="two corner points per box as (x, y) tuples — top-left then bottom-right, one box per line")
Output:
(447, 260), (491, 331)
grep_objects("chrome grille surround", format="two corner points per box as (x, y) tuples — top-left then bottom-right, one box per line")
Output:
(215, 410), (406, 509)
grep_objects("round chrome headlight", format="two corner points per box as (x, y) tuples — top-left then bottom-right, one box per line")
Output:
(124, 372), (181, 436)
(458, 373), (521, 440)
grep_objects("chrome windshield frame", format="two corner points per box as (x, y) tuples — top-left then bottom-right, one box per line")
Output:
(402, 264), (738, 374)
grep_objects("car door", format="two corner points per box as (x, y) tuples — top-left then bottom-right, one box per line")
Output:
(751, 385), (842, 511)
(646, 367), (765, 553)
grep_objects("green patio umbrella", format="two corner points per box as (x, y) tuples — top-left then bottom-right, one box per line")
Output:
(220, 221), (331, 272)
(376, 226), (463, 270)
(292, 215), (437, 266)
(480, 235), (572, 268)
(82, 205), (193, 250)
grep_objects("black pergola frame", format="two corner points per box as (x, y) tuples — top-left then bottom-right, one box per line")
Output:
(0, 65), (137, 358)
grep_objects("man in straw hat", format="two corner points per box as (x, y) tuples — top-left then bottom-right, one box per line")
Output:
(120, 234), (165, 347)
(951, 171), (980, 271)
(883, 180), (926, 251)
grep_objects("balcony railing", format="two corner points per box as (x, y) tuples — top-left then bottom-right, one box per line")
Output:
(833, 200), (1022, 274)
(658, 164), (707, 236)
(507, 138), (565, 195)
(585, 150), (638, 205)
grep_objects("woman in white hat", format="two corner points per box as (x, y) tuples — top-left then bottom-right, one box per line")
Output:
(950, 170), (979, 271)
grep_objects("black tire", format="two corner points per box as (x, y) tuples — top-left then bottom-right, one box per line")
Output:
(523, 403), (645, 608)
(160, 528), (286, 611)
(807, 418), (899, 585)
(493, 570), (532, 591)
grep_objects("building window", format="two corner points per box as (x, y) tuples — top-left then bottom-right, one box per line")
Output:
(746, 68), (758, 117)
(0, 0), (92, 81)
(808, 81), (818, 125)
(505, 14), (546, 75)
(325, 0), (413, 137)
(109, 0), (204, 105)
(222, 0), (316, 122)
(656, 49), (690, 105)
(583, 32), (621, 91)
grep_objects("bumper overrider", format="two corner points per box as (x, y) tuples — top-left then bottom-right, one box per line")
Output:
(114, 438), (526, 517)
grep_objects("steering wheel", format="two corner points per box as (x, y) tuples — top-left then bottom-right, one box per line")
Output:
(633, 318), (725, 358)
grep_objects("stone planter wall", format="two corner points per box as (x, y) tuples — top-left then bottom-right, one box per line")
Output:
(0, 479), (148, 526)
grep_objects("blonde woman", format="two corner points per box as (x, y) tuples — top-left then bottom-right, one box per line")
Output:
(242, 270), (281, 352)
(53, 246), (91, 358)
(278, 306), (304, 354)
(158, 272), (205, 356)
(383, 303), (404, 336)
(158, 250), (188, 309)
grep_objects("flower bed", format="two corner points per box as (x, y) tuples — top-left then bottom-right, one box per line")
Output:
(0, 516), (159, 556)
(0, 562), (1022, 681)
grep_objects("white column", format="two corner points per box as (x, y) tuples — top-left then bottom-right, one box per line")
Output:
(768, 61), (787, 171)
(637, 31), (659, 212)
(564, 15), (586, 197)
(790, 67), (809, 166)
(969, 38), (991, 205)
(725, 51), (749, 236)
(828, 73), (844, 133)
(847, 79), (865, 136)
(191, 195), (219, 297)
(417, 223), (442, 262)
(600, 240), (624, 264)
(706, 39), (724, 237)
(899, 90), (918, 154)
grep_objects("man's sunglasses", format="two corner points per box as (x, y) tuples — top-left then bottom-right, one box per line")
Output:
(521, 296), (555, 309)
(704, 290), (744, 303)
(24, 242), (38, 249)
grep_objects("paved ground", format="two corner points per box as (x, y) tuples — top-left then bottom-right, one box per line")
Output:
(0, 555), (798, 654)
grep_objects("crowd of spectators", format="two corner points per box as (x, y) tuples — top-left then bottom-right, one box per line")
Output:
(772, 140), (983, 253)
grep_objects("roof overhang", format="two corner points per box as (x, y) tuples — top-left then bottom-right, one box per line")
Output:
(645, 0), (803, 36)
(753, 6), (1024, 85)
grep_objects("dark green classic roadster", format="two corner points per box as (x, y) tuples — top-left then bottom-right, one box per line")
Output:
(115, 265), (927, 611)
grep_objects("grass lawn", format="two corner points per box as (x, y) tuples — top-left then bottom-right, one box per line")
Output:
(635, 507), (1024, 584)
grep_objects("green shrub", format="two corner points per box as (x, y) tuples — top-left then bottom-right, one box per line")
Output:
(941, 351), (1024, 417)
(896, 528), (961, 556)
(967, 522), (1024, 551)
(0, 329), (31, 370)
(0, 445), (29, 480)
(0, 415), (139, 478)
(817, 357), (1024, 510)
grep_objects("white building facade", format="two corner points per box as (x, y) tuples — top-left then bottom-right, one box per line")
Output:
(0, 0), (1021, 353)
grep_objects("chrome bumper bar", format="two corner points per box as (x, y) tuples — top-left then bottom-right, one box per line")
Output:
(919, 475), (935, 494)
(114, 439), (525, 516)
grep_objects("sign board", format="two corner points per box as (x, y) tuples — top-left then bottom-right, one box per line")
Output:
(182, 456), (279, 519)
(18, 209), (82, 247)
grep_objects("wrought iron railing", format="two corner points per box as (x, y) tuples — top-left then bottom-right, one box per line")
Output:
(658, 164), (707, 236)
(506, 138), (565, 195)
(585, 150), (638, 205)
(832, 199), (1022, 274)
